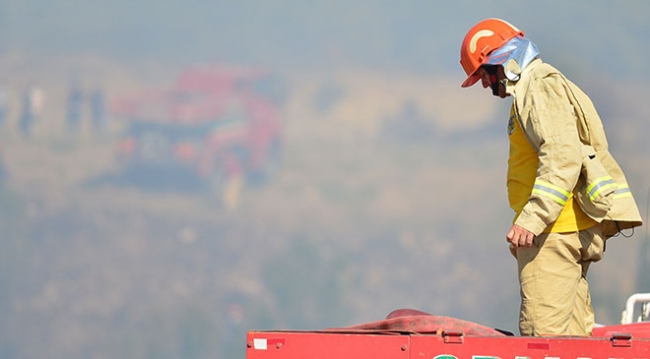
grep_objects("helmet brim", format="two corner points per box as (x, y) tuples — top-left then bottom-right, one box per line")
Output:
(461, 72), (481, 88)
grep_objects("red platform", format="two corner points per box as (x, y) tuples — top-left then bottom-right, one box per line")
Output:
(246, 309), (650, 359)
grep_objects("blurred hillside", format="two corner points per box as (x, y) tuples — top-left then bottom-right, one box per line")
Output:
(1, 2), (650, 358)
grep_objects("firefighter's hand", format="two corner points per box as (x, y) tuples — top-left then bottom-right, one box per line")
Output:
(506, 224), (534, 249)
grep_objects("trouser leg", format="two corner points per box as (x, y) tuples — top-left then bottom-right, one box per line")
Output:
(516, 225), (604, 336)
(569, 225), (604, 334)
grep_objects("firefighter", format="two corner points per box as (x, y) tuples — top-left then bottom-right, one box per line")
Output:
(459, 18), (642, 336)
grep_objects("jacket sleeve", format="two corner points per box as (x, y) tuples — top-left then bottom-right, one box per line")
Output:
(515, 74), (582, 235)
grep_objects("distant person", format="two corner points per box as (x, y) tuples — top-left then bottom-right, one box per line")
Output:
(19, 85), (45, 138)
(459, 19), (642, 336)
(0, 83), (9, 129)
(90, 87), (106, 131)
(67, 83), (84, 133)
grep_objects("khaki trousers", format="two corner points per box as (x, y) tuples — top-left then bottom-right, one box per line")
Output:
(514, 225), (605, 336)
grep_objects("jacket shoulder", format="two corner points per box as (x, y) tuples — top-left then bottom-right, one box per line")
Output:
(516, 61), (563, 89)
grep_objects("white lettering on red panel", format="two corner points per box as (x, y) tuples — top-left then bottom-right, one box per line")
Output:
(253, 338), (267, 350)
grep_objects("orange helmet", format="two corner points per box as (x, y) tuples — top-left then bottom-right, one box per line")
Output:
(460, 19), (524, 88)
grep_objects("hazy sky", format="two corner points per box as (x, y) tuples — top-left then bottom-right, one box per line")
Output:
(1, 1), (649, 80)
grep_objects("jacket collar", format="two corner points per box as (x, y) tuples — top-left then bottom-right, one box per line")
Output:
(505, 58), (543, 97)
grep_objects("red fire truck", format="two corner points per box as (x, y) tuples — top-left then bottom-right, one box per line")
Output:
(110, 65), (284, 197)
(246, 293), (650, 359)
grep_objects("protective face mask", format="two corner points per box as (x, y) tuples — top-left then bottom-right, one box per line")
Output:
(485, 36), (540, 82)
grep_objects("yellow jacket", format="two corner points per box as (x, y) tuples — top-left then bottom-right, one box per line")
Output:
(506, 59), (642, 238)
